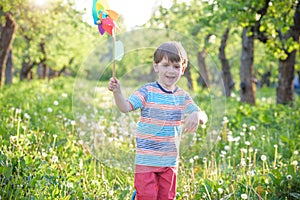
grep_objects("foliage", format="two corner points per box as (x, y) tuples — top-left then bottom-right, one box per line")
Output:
(0, 78), (299, 199)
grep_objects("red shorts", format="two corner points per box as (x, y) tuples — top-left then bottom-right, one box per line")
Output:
(134, 165), (177, 200)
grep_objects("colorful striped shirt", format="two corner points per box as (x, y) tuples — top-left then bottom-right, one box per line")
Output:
(128, 82), (200, 167)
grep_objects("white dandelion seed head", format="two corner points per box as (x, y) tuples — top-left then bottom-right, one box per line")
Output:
(241, 193), (248, 199)
(261, 155), (267, 161)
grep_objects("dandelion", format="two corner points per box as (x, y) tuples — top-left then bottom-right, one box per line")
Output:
(10, 135), (18, 142)
(224, 145), (230, 151)
(42, 152), (47, 157)
(24, 113), (31, 119)
(261, 155), (267, 161)
(71, 120), (76, 126)
(286, 175), (292, 180)
(245, 141), (251, 146)
(241, 193), (248, 199)
(249, 125), (256, 131)
(53, 100), (59, 106)
(66, 182), (74, 188)
(62, 93), (68, 98)
(189, 158), (194, 164)
(193, 155), (199, 160)
(218, 179), (224, 185)
(16, 108), (22, 114)
(217, 188), (224, 194)
(202, 157), (207, 163)
(294, 150), (298, 155)
(52, 155), (59, 163)
(241, 158), (246, 167)
(223, 116), (229, 124)
(47, 107), (53, 113)
(291, 160), (298, 166)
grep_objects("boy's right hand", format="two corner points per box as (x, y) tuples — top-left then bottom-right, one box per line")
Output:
(108, 77), (121, 93)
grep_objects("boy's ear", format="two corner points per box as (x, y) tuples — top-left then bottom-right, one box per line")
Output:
(181, 66), (186, 75)
(153, 62), (159, 72)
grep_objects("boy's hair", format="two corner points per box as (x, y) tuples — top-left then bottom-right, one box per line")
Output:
(153, 41), (188, 68)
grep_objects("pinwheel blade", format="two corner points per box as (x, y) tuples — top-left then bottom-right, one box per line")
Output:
(107, 10), (119, 21)
(98, 24), (106, 35)
(102, 18), (114, 36)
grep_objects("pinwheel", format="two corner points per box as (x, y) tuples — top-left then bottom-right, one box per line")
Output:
(92, 0), (119, 36)
(92, 0), (123, 77)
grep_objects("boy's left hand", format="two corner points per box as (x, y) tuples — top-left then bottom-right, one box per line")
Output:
(183, 111), (208, 133)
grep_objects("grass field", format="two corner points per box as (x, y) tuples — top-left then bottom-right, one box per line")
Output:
(0, 77), (299, 199)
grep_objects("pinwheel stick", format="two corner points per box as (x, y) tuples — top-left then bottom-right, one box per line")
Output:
(112, 29), (116, 78)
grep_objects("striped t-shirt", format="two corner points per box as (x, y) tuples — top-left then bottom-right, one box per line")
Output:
(128, 82), (200, 167)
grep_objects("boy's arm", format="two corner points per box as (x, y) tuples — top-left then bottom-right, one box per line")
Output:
(108, 77), (132, 113)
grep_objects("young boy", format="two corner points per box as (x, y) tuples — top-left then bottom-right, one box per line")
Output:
(108, 41), (207, 200)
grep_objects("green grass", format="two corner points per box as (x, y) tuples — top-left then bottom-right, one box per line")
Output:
(0, 77), (299, 199)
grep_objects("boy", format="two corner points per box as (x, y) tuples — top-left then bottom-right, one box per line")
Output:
(108, 41), (207, 200)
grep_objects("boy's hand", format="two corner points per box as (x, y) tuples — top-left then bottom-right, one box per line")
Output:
(183, 111), (208, 133)
(108, 77), (121, 93)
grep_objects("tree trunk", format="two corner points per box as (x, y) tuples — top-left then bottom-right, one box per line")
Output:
(184, 61), (193, 90)
(197, 50), (209, 88)
(20, 59), (35, 81)
(219, 28), (234, 97)
(276, 1), (300, 105)
(5, 48), (13, 85)
(240, 27), (256, 105)
(0, 12), (16, 87)
(276, 51), (296, 105)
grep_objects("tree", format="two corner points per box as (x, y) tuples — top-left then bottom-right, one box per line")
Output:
(273, 1), (300, 105)
(0, 10), (16, 87)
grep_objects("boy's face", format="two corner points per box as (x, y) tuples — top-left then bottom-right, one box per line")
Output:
(153, 56), (185, 91)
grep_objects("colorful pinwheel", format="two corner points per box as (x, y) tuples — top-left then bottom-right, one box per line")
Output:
(92, 0), (119, 36)
(92, 0), (123, 78)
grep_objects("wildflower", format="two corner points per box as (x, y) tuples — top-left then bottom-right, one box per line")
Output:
(241, 158), (246, 167)
(261, 155), (267, 161)
(193, 155), (199, 160)
(224, 145), (230, 151)
(53, 100), (59, 106)
(52, 155), (59, 163)
(218, 179), (224, 185)
(249, 125), (256, 131)
(16, 108), (22, 114)
(24, 113), (31, 119)
(223, 116), (229, 124)
(53, 134), (57, 139)
(294, 150), (298, 155)
(66, 182), (74, 188)
(62, 93), (68, 98)
(189, 158), (194, 164)
(241, 193), (248, 199)
(274, 144), (278, 148)
(42, 152), (47, 157)
(245, 141), (251, 146)
(242, 124), (247, 128)
(286, 175), (292, 180)
(47, 107), (53, 113)
(217, 188), (224, 194)
(291, 160), (298, 166)
(10, 136), (18, 143)
(202, 157), (207, 163)
(71, 120), (76, 126)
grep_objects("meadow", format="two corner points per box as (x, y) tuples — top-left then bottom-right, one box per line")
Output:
(0, 77), (299, 200)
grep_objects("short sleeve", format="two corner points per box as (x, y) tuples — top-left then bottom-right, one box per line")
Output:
(128, 85), (148, 110)
(184, 93), (200, 114)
